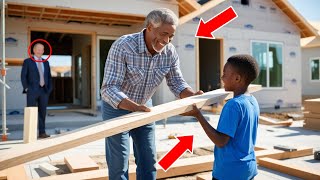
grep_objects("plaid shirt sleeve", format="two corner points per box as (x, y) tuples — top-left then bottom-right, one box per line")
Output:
(165, 50), (191, 98)
(100, 41), (128, 109)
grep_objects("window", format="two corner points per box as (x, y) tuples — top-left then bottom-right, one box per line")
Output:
(251, 41), (283, 88)
(310, 58), (320, 81)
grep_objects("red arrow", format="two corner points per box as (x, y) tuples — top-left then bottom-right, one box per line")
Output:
(158, 135), (193, 171)
(196, 6), (238, 39)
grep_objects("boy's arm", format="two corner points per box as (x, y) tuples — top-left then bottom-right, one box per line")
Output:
(192, 105), (230, 147)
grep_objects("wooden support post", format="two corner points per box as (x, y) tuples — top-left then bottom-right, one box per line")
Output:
(23, 107), (38, 143)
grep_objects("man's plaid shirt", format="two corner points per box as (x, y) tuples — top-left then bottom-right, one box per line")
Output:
(100, 29), (190, 109)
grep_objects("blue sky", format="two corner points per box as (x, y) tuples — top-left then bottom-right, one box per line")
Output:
(288, 0), (320, 22)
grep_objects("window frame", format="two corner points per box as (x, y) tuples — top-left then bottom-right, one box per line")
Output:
(309, 57), (320, 82)
(250, 40), (284, 89)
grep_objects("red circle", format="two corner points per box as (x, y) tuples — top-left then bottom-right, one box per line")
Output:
(28, 39), (52, 63)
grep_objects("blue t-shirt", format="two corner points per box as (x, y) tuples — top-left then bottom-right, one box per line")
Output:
(212, 94), (259, 180)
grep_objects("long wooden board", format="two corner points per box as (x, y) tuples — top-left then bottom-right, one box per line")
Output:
(0, 89), (230, 171)
(259, 157), (320, 180)
(259, 116), (293, 126)
(256, 147), (313, 163)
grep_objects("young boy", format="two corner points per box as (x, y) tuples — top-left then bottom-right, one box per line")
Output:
(190, 54), (260, 180)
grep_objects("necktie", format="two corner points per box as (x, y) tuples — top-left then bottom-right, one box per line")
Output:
(38, 62), (45, 87)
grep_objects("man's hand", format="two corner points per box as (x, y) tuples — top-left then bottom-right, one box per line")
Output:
(180, 88), (204, 99)
(193, 90), (204, 96)
(134, 104), (151, 112)
(118, 98), (151, 112)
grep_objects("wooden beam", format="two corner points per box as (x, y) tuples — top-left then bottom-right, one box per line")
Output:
(179, 0), (227, 25)
(259, 116), (293, 126)
(256, 147), (313, 163)
(64, 155), (99, 173)
(23, 107), (38, 143)
(0, 58), (24, 66)
(0, 165), (29, 180)
(0, 89), (230, 171)
(196, 173), (212, 180)
(225, 84), (261, 100)
(304, 98), (320, 113)
(259, 157), (320, 180)
(304, 112), (320, 119)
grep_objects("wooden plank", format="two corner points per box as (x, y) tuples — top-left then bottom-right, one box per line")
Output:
(259, 157), (320, 180)
(0, 89), (229, 171)
(304, 98), (320, 113)
(303, 118), (320, 131)
(6, 165), (28, 180)
(64, 155), (99, 173)
(36, 155), (214, 180)
(225, 84), (262, 100)
(256, 147), (313, 163)
(196, 173), (212, 180)
(304, 112), (320, 119)
(179, 0), (227, 25)
(259, 116), (293, 126)
(0, 169), (7, 180)
(0, 58), (24, 66)
(23, 107), (38, 143)
(39, 163), (59, 175)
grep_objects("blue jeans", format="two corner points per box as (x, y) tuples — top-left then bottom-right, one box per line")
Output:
(102, 100), (157, 180)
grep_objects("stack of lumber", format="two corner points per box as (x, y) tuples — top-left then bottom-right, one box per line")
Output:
(304, 98), (320, 130)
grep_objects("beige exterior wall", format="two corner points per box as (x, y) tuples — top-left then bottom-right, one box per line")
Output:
(301, 46), (320, 96)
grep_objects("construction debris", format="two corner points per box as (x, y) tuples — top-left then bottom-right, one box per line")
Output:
(39, 163), (59, 175)
(259, 116), (293, 126)
(274, 145), (297, 152)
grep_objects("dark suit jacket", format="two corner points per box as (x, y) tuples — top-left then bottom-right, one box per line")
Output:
(21, 58), (53, 94)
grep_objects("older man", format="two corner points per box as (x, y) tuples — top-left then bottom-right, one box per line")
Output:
(101, 8), (203, 179)
(21, 43), (52, 138)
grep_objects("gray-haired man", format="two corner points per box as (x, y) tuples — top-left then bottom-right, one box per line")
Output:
(101, 8), (203, 179)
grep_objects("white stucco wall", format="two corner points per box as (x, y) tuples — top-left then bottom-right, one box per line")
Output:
(161, 0), (303, 108)
(301, 46), (320, 96)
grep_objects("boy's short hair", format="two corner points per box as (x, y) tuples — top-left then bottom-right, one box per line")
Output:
(227, 54), (259, 85)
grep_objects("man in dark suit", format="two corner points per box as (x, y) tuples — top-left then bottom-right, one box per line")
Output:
(21, 43), (53, 138)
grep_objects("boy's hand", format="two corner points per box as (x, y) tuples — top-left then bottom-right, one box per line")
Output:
(180, 104), (201, 117)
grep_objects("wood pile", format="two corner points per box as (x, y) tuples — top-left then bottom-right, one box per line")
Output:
(304, 98), (320, 130)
